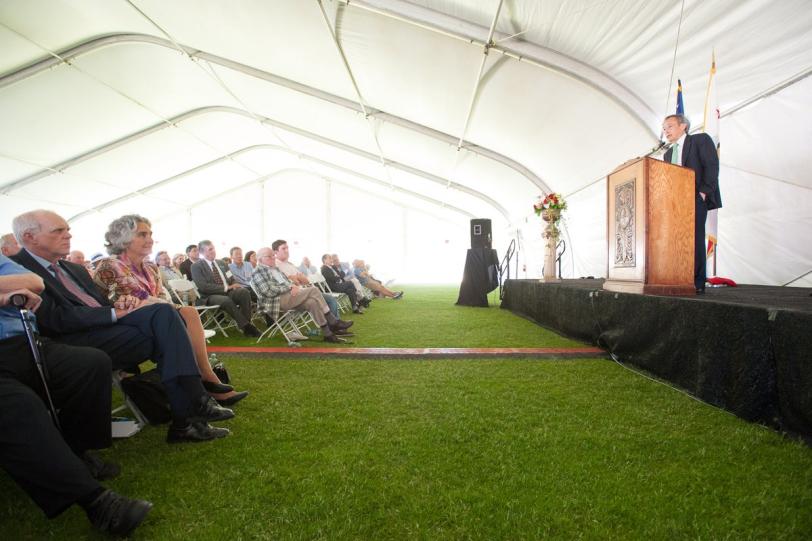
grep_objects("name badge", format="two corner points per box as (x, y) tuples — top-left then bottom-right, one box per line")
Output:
(225, 270), (233, 278)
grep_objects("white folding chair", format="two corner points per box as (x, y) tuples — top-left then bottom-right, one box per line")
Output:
(250, 283), (317, 345)
(310, 273), (352, 313)
(111, 370), (147, 433)
(166, 278), (236, 337)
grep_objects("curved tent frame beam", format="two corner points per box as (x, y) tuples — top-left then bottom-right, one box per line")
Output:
(151, 167), (469, 229)
(6, 105), (507, 219)
(0, 32), (552, 194)
(66, 143), (485, 223)
(338, 0), (660, 140)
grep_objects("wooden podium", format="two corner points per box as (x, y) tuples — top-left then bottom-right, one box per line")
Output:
(603, 157), (695, 296)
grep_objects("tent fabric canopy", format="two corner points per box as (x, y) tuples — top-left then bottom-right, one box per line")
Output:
(1, 0), (810, 285)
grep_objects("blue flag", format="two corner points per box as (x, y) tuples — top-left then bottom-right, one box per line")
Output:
(676, 79), (685, 114)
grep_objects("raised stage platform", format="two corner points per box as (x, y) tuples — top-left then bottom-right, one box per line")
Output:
(501, 279), (812, 441)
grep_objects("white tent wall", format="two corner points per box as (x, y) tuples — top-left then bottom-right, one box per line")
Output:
(1, 0), (810, 287)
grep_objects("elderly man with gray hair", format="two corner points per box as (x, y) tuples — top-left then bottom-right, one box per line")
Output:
(191, 240), (261, 338)
(251, 247), (354, 343)
(11, 209), (234, 444)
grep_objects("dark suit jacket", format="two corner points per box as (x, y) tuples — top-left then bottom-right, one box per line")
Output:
(190, 258), (235, 298)
(12, 249), (115, 336)
(663, 133), (722, 210)
(321, 264), (345, 290)
(179, 258), (194, 281)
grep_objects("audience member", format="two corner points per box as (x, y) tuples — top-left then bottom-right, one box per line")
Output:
(11, 210), (233, 443)
(1, 232), (20, 256)
(245, 250), (258, 269)
(332, 253), (365, 297)
(298, 256), (317, 275)
(353, 259), (403, 299)
(0, 254), (152, 535)
(273, 240), (340, 317)
(93, 216), (247, 407)
(179, 244), (199, 280)
(156, 251), (198, 305)
(252, 247), (354, 343)
(191, 240), (261, 338)
(320, 253), (364, 313)
(228, 247), (254, 288)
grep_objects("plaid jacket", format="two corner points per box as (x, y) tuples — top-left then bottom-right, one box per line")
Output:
(251, 264), (291, 321)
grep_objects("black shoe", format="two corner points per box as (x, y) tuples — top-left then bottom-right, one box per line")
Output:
(216, 391), (249, 407)
(324, 334), (351, 344)
(202, 380), (234, 393)
(696, 287), (705, 294)
(242, 323), (261, 337)
(264, 314), (275, 327)
(330, 319), (354, 331)
(359, 299), (371, 308)
(82, 452), (120, 481)
(86, 489), (152, 536)
(393, 291), (404, 299)
(333, 328), (354, 337)
(190, 395), (235, 423)
(166, 421), (230, 443)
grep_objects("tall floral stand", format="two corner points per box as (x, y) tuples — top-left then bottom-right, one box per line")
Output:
(541, 208), (561, 282)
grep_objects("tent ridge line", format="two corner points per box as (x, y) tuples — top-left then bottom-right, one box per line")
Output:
(0, 32), (551, 195)
(14, 104), (507, 220)
(67, 144), (477, 222)
(339, 0), (659, 138)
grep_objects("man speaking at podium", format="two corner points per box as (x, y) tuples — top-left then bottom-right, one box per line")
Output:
(662, 114), (722, 294)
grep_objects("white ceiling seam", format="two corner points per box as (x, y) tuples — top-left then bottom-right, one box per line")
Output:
(119, 1), (311, 174)
(163, 167), (469, 230)
(68, 144), (474, 223)
(315, 0), (392, 185)
(336, 0), (659, 139)
(4, 104), (508, 218)
(0, 32), (552, 195)
(455, 0), (503, 150)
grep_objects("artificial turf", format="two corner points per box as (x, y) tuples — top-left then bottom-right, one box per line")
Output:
(1, 287), (810, 539)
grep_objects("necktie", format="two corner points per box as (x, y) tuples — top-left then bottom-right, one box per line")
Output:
(210, 261), (226, 291)
(671, 143), (680, 165)
(51, 264), (101, 307)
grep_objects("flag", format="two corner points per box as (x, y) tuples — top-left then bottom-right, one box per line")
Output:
(703, 53), (720, 275)
(676, 79), (685, 114)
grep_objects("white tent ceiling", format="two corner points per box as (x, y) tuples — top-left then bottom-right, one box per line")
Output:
(1, 0), (810, 284)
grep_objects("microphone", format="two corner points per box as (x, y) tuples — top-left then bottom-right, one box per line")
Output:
(652, 140), (667, 151)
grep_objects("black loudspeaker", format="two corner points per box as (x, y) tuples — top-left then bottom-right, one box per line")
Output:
(470, 219), (492, 249)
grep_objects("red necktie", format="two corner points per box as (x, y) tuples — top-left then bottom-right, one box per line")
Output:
(51, 264), (102, 307)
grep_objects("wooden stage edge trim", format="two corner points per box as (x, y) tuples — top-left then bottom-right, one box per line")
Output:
(208, 346), (606, 359)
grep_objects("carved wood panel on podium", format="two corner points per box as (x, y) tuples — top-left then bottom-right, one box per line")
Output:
(604, 157), (695, 296)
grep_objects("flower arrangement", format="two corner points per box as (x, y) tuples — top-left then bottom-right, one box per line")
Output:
(533, 193), (567, 215)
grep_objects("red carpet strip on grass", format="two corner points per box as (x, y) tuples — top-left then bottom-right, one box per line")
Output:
(208, 346), (605, 359)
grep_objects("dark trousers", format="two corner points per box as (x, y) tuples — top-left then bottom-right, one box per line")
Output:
(695, 194), (708, 289)
(331, 281), (359, 308)
(57, 303), (201, 416)
(204, 287), (252, 329)
(0, 336), (108, 518)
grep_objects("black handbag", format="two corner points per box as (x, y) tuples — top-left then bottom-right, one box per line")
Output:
(119, 368), (171, 425)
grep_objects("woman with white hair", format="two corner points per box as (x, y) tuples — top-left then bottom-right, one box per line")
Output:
(93, 215), (247, 407)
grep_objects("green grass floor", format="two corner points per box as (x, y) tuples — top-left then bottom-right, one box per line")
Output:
(208, 285), (582, 348)
(1, 287), (810, 539)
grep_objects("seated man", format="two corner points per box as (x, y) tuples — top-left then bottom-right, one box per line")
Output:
(191, 240), (261, 337)
(251, 247), (354, 343)
(272, 239), (341, 317)
(1, 232), (20, 257)
(11, 210), (233, 444)
(0, 254), (152, 535)
(228, 246), (256, 301)
(178, 243), (199, 281)
(353, 259), (403, 299)
(320, 253), (364, 313)
(66, 250), (92, 275)
(298, 256), (317, 275)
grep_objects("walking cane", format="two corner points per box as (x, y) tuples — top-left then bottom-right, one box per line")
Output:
(10, 293), (62, 432)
